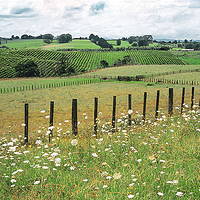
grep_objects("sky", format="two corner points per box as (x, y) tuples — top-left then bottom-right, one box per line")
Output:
(0, 0), (200, 40)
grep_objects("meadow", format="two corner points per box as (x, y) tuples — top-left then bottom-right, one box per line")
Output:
(0, 80), (200, 199)
(1, 39), (101, 50)
(1, 39), (200, 198)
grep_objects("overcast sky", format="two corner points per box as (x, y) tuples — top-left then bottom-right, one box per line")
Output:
(0, 0), (200, 40)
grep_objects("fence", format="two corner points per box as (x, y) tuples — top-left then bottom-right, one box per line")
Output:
(20, 87), (199, 143)
(0, 78), (108, 94)
(83, 68), (200, 85)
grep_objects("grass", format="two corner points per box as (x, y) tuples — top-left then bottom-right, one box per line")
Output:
(0, 77), (101, 89)
(171, 51), (200, 65)
(0, 99), (199, 199)
(79, 65), (200, 77)
(154, 72), (200, 82)
(1, 39), (101, 50)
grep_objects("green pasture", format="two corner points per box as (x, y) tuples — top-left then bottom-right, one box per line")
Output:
(156, 72), (200, 82)
(0, 39), (101, 50)
(107, 40), (132, 48)
(171, 50), (200, 65)
(0, 77), (103, 89)
(80, 65), (200, 77)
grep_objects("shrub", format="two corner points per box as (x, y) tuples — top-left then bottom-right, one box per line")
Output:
(14, 60), (39, 77)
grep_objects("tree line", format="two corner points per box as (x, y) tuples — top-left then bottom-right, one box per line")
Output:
(89, 34), (113, 49)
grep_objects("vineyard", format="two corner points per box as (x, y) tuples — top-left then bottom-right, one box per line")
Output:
(0, 49), (186, 78)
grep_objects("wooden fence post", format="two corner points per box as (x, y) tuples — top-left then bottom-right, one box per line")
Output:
(181, 87), (185, 114)
(94, 97), (98, 137)
(128, 94), (132, 126)
(142, 92), (147, 121)
(24, 103), (28, 143)
(49, 101), (54, 142)
(168, 88), (173, 116)
(112, 96), (116, 133)
(191, 87), (194, 110)
(155, 90), (160, 120)
(72, 99), (78, 136)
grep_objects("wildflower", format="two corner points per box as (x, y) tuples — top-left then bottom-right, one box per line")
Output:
(11, 184), (15, 187)
(157, 192), (164, 196)
(102, 185), (108, 188)
(23, 160), (29, 163)
(35, 140), (42, 145)
(21, 123), (26, 126)
(106, 176), (112, 180)
(159, 160), (166, 163)
(71, 139), (78, 146)
(92, 153), (98, 157)
(101, 172), (109, 177)
(160, 171), (165, 174)
(45, 115), (50, 119)
(128, 110), (133, 114)
(113, 172), (122, 179)
(11, 179), (17, 183)
(149, 156), (155, 160)
(55, 158), (61, 166)
(41, 110), (45, 113)
(127, 194), (134, 198)
(176, 192), (183, 197)
(133, 178), (137, 182)
(129, 183), (134, 186)
(137, 159), (142, 162)
(34, 181), (40, 185)
(42, 166), (49, 169)
(17, 169), (23, 172)
(70, 166), (75, 170)
(83, 179), (88, 182)
(173, 180), (178, 184)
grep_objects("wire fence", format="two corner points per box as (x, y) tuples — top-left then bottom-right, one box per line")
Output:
(1, 86), (199, 143)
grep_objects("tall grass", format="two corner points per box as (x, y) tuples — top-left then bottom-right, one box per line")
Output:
(0, 103), (199, 199)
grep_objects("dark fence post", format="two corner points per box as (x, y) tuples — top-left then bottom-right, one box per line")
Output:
(155, 90), (160, 120)
(49, 101), (54, 142)
(168, 88), (173, 116)
(128, 94), (131, 126)
(112, 96), (116, 133)
(181, 87), (185, 114)
(191, 87), (194, 110)
(94, 97), (98, 137)
(24, 103), (28, 143)
(72, 99), (78, 136)
(142, 92), (147, 121)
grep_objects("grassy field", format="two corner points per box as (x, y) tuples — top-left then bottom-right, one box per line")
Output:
(171, 51), (200, 65)
(1, 43), (200, 198)
(80, 65), (200, 77)
(0, 80), (200, 199)
(0, 77), (102, 89)
(1, 39), (101, 50)
(155, 72), (200, 82)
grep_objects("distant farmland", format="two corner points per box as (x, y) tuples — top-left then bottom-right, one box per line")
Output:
(0, 49), (186, 78)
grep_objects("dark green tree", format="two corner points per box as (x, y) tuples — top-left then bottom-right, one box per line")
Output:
(57, 34), (72, 43)
(117, 39), (121, 46)
(14, 60), (39, 77)
(43, 34), (54, 44)
(100, 60), (109, 68)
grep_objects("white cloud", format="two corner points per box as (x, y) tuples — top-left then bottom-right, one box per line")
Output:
(0, 0), (199, 40)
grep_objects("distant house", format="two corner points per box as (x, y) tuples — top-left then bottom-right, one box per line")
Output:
(182, 49), (194, 52)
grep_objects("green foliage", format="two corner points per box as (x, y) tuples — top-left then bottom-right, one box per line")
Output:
(57, 34), (72, 44)
(42, 34), (54, 44)
(14, 60), (39, 77)
(100, 60), (109, 68)
(138, 39), (149, 47)
(116, 39), (121, 46)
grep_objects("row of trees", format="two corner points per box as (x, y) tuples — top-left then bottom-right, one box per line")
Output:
(122, 35), (153, 47)
(8, 33), (72, 44)
(89, 34), (113, 49)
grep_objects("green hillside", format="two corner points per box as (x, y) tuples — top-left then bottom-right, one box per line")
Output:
(0, 49), (186, 78)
